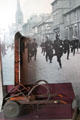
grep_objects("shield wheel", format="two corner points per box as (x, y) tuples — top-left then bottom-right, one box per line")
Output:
(3, 101), (20, 118)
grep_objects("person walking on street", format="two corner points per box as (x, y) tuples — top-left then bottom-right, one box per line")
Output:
(53, 38), (63, 68)
(63, 39), (70, 60)
(26, 39), (33, 62)
(45, 37), (53, 63)
(32, 38), (38, 60)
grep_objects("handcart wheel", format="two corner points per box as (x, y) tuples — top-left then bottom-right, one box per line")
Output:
(28, 80), (50, 100)
(3, 100), (20, 118)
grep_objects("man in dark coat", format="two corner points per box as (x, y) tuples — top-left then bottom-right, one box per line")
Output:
(63, 39), (70, 60)
(70, 40), (76, 56)
(26, 39), (33, 62)
(32, 38), (38, 60)
(53, 39), (63, 68)
(45, 37), (53, 63)
(40, 40), (46, 55)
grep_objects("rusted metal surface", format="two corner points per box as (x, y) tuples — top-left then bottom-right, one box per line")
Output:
(14, 33), (21, 85)
(16, 99), (67, 105)
(14, 32), (30, 85)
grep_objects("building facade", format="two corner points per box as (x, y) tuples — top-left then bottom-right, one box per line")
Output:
(64, 0), (80, 40)
(30, 0), (80, 41)
(51, 0), (70, 40)
(33, 16), (53, 44)
(51, 0), (80, 40)
(22, 14), (50, 44)
(22, 15), (43, 37)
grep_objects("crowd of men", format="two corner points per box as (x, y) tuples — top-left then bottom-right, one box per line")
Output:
(40, 35), (80, 68)
(20, 36), (38, 64)
(26, 38), (38, 62)
(15, 32), (80, 68)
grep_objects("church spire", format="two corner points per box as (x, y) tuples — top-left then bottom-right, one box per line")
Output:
(17, 0), (21, 11)
(15, 0), (23, 25)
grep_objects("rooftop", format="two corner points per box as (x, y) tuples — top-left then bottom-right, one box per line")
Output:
(64, 5), (80, 15)
(51, 0), (57, 5)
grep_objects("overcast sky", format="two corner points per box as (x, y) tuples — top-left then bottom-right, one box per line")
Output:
(0, 0), (53, 29)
